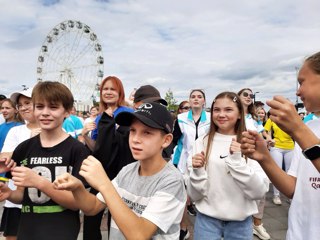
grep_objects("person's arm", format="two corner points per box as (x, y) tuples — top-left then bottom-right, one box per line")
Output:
(82, 134), (95, 151)
(98, 178), (158, 239)
(53, 173), (106, 215)
(187, 152), (208, 202)
(172, 119), (182, 147)
(187, 137), (209, 201)
(12, 166), (80, 211)
(81, 121), (97, 151)
(224, 139), (268, 200)
(241, 130), (296, 198)
(267, 96), (320, 172)
(0, 153), (16, 174)
(93, 111), (134, 180)
(0, 183), (24, 204)
(55, 156), (159, 239)
(92, 112), (115, 156)
(83, 156), (158, 239)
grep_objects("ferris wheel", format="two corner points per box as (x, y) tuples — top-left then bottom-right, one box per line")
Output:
(37, 20), (104, 103)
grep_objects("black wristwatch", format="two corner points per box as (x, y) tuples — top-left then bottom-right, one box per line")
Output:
(302, 144), (320, 161)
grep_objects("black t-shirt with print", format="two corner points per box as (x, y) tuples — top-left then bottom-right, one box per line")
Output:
(11, 135), (90, 240)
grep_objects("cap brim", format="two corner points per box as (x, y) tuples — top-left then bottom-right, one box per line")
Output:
(141, 97), (167, 106)
(115, 111), (165, 131)
(10, 89), (32, 103)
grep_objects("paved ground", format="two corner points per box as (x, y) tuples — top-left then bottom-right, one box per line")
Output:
(0, 184), (289, 240)
(173, 185), (289, 240)
(253, 189), (289, 240)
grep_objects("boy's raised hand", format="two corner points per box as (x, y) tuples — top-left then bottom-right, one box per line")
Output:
(53, 173), (82, 191)
(0, 182), (12, 201)
(192, 151), (206, 168)
(79, 155), (110, 191)
(241, 130), (269, 162)
(230, 138), (241, 154)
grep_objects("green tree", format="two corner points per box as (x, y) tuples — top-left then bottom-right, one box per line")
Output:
(165, 88), (178, 112)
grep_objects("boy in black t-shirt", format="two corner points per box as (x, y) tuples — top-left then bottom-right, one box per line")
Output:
(0, 81), (90, 240)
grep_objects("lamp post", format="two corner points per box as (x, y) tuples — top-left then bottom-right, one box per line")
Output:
(295, 67), (300, 108)
(253, 91), (260, 103)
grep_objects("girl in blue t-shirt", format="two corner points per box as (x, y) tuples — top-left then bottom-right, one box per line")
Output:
(0, 99), (23, 151)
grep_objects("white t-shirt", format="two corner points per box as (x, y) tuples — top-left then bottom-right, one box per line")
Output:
(245, 114), (264, 133)
(84, 117), (94, 125)
(97, 162), (186, 239)
(2, 124), (32, 208)
(84, 117), (95, 137)
(286, 119), (320, 240)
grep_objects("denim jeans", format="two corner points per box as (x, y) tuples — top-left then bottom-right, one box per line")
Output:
(270, 147), (294, 196)
(194, 211), (252, 240)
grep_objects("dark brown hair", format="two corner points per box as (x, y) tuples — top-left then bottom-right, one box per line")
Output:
(177, 100), (190, 114)
(237, 88), (257, 120)
(32, 81), (74, 111)
(189, 89), (206, 101)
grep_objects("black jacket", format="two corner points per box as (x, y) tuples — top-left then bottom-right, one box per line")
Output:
(92, 112), (135, 181)
(92, 112), (175, 180)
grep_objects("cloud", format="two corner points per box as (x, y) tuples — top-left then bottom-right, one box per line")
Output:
(1, 0), (320, 106)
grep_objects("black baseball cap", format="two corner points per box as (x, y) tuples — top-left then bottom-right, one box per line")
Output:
(115, 102), (173, 133)
(0, 94), (6, 100)
(133, 85), (167, 106)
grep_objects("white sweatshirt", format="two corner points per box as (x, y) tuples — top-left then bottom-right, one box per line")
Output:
(187, 133), (268, 221)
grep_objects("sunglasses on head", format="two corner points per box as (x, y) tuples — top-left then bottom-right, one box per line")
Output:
(242, 92), (254, 99)
(180, 106), (190, 110)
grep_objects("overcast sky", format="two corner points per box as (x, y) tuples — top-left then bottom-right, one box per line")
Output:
(1, 0), (320, 106)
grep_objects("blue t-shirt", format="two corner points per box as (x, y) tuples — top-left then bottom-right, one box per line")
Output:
(91, 106), (134, 140)
(0, 121), (23, 177)
(0, 121), (23, 151)
(303, 113), (319, 123)
(62, 115), (84, 139)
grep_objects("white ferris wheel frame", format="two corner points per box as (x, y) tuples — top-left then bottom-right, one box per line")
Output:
(37, 20), (104, 103)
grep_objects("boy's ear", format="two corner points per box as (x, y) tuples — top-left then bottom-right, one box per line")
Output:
(65, 110), (71, 119)
(162, 133), (173, 149)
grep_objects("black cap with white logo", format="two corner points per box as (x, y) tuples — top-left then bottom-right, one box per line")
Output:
(115, 102), (173, 133)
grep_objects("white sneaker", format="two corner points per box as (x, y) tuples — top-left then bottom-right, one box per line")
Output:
(253, 224), (271, 240)
(273, 196), (282, 205)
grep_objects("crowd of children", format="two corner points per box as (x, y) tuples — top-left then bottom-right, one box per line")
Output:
(0, 51), (320, 240)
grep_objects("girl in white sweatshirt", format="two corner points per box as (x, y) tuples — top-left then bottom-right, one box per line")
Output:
(187, 91), (268, 240)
